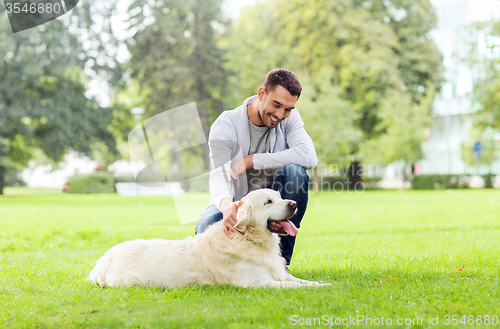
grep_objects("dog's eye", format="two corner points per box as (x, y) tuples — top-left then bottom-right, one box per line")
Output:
(264, 199), (272, 206)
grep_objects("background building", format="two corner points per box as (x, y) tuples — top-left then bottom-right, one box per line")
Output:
(420, 0), (500, 175)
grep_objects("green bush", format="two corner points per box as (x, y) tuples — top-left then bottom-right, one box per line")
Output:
(412, 174), (471, 190)
(183, 174), (210, 193)
(411, 175), (434, 189)
(482, 174), (494, 188)
(316, 176), (346, 191)
(4, 169), (26, 187)
(114, 175), (136, 183)
(66, 172), (116, 193)
(362, 176), (382, 190)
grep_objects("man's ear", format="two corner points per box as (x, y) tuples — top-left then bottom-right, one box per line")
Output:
(235, 203), (252, 231)
(257, 86), (265, 100)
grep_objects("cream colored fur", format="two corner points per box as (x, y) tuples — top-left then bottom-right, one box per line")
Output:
(88, 189), (329, 288)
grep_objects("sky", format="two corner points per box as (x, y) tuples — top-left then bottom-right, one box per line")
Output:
(438, 0), (500, 21)
(221, 0), (260, 18)
(226, 0), (500, 21)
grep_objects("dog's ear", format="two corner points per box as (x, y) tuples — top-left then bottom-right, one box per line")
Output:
(235, 203), (252, 231)
(235, 201), (243, 208)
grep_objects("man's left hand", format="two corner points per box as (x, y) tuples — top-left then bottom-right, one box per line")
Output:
(230, 154), (253, 180)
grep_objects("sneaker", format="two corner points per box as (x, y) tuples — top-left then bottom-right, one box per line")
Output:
(285, 266), (290, 274)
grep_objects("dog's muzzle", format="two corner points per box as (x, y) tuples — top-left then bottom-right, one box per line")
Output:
(267, 202), (298, 236)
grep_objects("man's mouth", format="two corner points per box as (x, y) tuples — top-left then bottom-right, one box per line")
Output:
(267, 220), (298, 236)
(270, 114), (280, 123)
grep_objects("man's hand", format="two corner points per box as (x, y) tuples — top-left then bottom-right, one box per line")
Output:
(230, 154), (253, 180)
(220, 198), (243, 238)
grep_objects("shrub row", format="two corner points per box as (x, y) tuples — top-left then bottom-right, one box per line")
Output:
(65, 172), (136, 193)
(65, 172), (117, 193)
(411, 174), (496, 189)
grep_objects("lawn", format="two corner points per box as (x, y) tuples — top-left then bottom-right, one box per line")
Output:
(1, 188), (499, 328)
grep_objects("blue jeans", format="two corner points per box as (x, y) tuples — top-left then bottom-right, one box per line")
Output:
(195, 164), (309, 265)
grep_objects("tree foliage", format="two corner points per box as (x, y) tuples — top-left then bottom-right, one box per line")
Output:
(461, 18), (500, 171)
(461, 126), (499, 170)
(468, 18), (500, 129)
(0, 5), (118, 193)
(221, 0), (442, 167)
(113, 0), (229, 171)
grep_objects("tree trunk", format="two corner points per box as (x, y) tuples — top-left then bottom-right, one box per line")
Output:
(347, 161), (362, 191)
(401, 161), (407, 190)
(0, 138), (6, 195)
(0, 165), (5, 195)
(193, 2), (210, 171)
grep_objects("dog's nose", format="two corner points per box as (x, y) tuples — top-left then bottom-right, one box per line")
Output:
(288, 201), (297, 210)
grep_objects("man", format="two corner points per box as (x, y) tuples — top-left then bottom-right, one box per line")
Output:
(195, 69), (317, 266)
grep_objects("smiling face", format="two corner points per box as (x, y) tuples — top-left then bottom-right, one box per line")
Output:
(255, 85), (298, 128)
(235, 189), (298, 236)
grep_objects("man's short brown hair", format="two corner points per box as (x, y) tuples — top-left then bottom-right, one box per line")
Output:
(263, 69), (302, 99)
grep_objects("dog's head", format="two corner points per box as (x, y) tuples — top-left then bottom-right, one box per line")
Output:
(234, 189), (298, 236)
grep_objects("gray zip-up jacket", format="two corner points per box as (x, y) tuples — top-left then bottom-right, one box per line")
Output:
(208, 95), (317, 210)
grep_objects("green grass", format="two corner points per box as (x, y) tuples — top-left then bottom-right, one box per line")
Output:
(1, 188), (499, 328)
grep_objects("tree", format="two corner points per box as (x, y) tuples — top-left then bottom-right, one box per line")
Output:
(359, 86), (436, 181)
(466, 19), (500, 131)
(357, 0), (443, 105)
(0, 6), (117, 194)
(357, 0), (443, 179)
(221, 0), (442, 171)
(459, 18), (500, 176)
(461, 126), (499, 172)
(115, 0), (229, 171)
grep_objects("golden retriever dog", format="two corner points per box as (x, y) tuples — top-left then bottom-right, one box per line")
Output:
(89, 189), (328, 288)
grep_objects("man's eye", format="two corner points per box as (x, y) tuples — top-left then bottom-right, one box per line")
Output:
(264, 200), (272, 205)
(274, 103), (280, 108)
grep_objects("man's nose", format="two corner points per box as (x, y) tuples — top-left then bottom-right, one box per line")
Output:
(275, 109), (285, 120)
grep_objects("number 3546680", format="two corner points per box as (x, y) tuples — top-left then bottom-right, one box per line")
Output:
(444, 315), (498, 326)
(5, 2), (62, 14)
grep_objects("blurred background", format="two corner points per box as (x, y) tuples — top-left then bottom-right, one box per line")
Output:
(1, 0), (500, 195)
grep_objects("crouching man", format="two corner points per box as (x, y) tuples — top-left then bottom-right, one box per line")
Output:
(195, 69), (317, 266)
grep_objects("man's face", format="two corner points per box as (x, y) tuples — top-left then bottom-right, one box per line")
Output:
(257, 85), (298, 128)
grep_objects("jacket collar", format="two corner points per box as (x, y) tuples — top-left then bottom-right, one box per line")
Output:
(240, 95), (277, 155)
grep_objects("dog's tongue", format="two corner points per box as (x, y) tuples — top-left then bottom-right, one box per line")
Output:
(281, 220), (298, 236)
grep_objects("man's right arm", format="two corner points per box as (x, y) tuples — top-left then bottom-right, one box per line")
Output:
(207, 116), (243, 237)
(208, 114), (235, 211)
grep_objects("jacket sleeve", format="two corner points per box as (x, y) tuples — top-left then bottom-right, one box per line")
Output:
(252, 109), (317, 170)
(208, 116), (238, 210)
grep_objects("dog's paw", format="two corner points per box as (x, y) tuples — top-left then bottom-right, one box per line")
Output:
(307, 281), (331, 287)
(317, 282), (332, 287)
